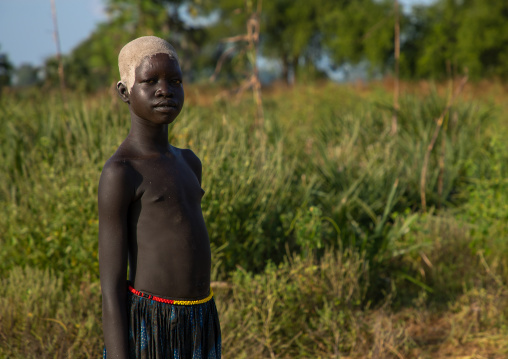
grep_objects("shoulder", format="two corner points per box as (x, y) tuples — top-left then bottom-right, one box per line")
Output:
(181, 148), (202, 168)
(171, 146), (201, 169)
(100, 141), (141, 181)
(173, 146), (202, 181)
(98, 155), (137, 201)
(100, 155), (135, 182)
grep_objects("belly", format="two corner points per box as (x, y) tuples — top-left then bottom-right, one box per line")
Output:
(128, 204), (212, 299)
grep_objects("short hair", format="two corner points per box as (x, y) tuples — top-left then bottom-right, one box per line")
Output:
(118, 36), (179, 93)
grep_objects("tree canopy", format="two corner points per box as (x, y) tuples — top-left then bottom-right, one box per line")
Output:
(6, 0), (508, 91)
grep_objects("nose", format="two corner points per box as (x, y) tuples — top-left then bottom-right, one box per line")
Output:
(155, 80), (172, 97)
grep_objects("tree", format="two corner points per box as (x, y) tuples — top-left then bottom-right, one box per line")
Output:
(455, 0), (508, 79)
(397, 4), (430, 79)
(319, 0), (396, 76)
(0, 50), (13, 94)
(261, 0), (321, 84)
(42, 0), (508, 91)
(413, 0), (463, 79)
(408, 0), (508, 80)
(197, 0), (334, 84)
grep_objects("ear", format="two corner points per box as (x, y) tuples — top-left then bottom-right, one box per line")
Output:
(117, 81), (130, 103)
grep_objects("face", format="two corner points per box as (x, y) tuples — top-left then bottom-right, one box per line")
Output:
(124, 53), (184, 125)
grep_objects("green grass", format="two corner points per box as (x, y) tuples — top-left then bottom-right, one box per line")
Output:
(1, 82), (508, 357)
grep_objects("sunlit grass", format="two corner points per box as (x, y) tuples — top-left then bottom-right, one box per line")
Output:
(0, 81), (507, 357)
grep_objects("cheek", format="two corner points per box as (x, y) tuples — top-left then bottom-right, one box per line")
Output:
(177, 87), (185, 104)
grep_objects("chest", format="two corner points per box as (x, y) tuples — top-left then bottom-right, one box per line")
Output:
(135, 157), (203, 207)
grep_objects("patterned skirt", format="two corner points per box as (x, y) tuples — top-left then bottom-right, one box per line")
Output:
(104, 285), (221, 359)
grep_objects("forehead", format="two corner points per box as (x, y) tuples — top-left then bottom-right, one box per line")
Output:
(135, 53), (181, 76)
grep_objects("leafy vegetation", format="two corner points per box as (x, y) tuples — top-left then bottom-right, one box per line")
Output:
(1, 81), (507, 357)
(4, 0), (508, 91)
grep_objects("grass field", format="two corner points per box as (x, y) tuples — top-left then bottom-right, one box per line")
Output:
(0, 80), (507, 358)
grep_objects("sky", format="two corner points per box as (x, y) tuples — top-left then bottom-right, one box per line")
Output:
(0, 0), (106, 67)
(0, 0), (435, 68)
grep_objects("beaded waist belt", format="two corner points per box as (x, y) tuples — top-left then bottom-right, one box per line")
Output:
(128, 285), (213, 305)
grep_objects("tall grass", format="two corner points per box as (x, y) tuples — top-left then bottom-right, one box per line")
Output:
(1, 82), (508, 357)
(0, 267), (102, 358)
(0, 83), (503, 282)
(3, 248), (508, 358)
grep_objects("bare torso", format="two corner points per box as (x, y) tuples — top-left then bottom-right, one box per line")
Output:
(109, 143), (211, 299)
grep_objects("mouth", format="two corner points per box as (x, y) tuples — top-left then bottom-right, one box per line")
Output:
(154, 102), (178, 112)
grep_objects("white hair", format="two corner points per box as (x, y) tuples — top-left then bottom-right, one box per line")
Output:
(118, 36), (179, 92)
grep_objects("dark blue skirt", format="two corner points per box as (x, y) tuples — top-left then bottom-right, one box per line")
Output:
(104, 287), (221, 359)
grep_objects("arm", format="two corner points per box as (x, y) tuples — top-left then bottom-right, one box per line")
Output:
(98, 160), (134, 359)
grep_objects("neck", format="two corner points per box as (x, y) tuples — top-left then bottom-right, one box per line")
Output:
(128, 115), (170, 154)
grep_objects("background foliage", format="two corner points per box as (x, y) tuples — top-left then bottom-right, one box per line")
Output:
(1, 81), (508, 356)
(1, 0), (508, 357)
(4, 0), (508, 90)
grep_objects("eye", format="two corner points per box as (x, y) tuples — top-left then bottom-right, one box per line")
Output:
(143, 78), (157, 84)
(173, 79), (182, 85)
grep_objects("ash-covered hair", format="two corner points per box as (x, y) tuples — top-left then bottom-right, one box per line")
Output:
(118, 36), (179, 93)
